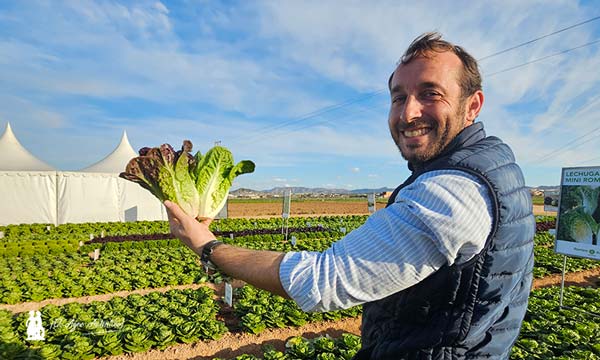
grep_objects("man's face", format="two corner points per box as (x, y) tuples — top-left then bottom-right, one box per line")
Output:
(388, 51), (474, 165)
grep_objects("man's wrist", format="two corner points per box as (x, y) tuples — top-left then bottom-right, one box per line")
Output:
(200, 239), (225, 271)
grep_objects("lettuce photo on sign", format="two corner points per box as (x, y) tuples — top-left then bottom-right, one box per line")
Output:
(120, 141), (255, 219)
(557, 185), (600, 244)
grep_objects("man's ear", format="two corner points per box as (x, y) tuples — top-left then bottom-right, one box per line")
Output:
(465, 90), (484, 124)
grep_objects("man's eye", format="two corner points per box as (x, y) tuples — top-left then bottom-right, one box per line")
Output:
(392, 96), (406, 104)
(423, 91), (440, 98)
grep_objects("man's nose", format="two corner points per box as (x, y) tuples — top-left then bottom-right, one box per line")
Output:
(401, 96), (422, 123)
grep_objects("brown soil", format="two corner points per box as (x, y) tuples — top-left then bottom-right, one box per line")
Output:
(227, 202), (551, 218)
(227, 200), (389, 218)
(532, 204), (556, 217)
(105, 317), (362, 360)
(532, 267), (600, 289)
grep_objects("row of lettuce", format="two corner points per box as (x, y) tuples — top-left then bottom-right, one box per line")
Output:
(1, 216), (600, 305)
(0, 285), (598, 359)
(0, 216), (365, 257)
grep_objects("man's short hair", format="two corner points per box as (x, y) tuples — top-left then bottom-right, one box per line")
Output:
(389, 32), (482, 99)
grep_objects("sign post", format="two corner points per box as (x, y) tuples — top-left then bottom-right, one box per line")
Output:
(368, 193), (376, 214)
(282, 189), (292, 241)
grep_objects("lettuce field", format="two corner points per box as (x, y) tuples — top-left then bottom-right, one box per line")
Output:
(0, 213), (599, 359)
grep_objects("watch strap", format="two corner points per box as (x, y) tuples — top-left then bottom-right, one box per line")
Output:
(201, 240), (224, 271)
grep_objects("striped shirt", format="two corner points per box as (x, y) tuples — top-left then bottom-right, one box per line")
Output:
(279, 169), (493, 312)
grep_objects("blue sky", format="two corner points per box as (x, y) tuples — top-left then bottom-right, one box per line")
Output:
(1, 1), (600, 191)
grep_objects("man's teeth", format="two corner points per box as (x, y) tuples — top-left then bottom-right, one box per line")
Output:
(404, 128), (430, 137)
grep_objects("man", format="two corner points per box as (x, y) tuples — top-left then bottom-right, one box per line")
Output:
(165, 32), (535, 359)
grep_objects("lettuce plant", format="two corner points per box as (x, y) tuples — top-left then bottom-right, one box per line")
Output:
(120, 141), (254, 219)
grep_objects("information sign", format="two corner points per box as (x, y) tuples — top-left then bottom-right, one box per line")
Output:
(554, 166), (600, 260)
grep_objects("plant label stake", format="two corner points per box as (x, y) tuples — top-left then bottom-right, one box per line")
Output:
(291, 235), (297, 247)
(281, 189), (292, 241)
(340, 227), (347, 234)
(101, 230), (105, 238)
(79, 241), (83, 248)
(229, 233), (234, 240)
(0, 231), (4, 239)
(368, 193), (376, 214)
(224, 282), (233, 306)
(46, 225), (51, 231)
(93, 248), (100, 261)
(89, 233), (94, 240)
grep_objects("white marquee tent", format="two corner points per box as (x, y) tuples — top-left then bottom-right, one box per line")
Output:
(0, 123), (167, 226)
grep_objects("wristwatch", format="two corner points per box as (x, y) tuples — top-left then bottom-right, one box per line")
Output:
(200, 240), (224, 271)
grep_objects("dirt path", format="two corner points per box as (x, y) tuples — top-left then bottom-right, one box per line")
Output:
(104, 317), (362, 360)
(0, 280), (243, 314)
(532, 267), (600, 289)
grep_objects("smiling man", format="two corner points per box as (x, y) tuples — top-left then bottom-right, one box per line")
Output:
(388, 37), (483, 167)
(165, 32), (535, 359)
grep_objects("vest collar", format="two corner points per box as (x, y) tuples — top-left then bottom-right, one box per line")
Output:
(408, 122), (486, 173)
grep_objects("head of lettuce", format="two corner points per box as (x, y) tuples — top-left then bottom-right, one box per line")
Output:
(120, 140), (255, 219)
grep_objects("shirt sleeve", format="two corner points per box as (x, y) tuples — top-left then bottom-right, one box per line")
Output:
(279, 169), (493, 312)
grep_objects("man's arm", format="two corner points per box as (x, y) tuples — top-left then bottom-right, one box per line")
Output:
(210, 245), (289, 298)
(163, 200), (289, 298)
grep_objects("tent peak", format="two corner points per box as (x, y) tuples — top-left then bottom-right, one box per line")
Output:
(80, 130), (137, 173)
(1, 122), (16, 142)
(0, 121), (55, 171)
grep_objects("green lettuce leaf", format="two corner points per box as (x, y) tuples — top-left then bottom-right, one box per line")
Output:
(120, 141), (254, 219)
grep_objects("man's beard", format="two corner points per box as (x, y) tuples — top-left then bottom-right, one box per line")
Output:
(399, 123), (452, 165)
(395, 101), (467, 166)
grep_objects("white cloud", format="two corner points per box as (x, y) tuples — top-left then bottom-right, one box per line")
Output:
(1, 0), (598, 188)
(351, 167), (360, 173)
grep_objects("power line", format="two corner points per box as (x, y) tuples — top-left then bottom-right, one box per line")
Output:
(261, 39), (600, 146)
(478, 15), (600, 61)
(235, 89), (385, 145)
(486, 38), (600, 77)
(232, 17), (600, 145)
(575, 155), (600, 166)
(529, 96), (600, 164)
(534, 131), (600, 164)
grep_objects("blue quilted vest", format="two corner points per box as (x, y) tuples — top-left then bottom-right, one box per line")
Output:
(356, 123), (535, 360)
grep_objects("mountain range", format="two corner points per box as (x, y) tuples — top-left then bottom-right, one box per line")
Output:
(231, 185), (559, 197)
(231, 186), (395, 197)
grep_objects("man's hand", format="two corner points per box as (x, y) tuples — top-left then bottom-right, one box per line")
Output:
(164, 200), (216, 255)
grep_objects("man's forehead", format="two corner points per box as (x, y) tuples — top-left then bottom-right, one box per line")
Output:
(390, 52), (462, 90)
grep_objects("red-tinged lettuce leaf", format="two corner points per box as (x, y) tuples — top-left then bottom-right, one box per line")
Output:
(120, 141), (254, 219)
